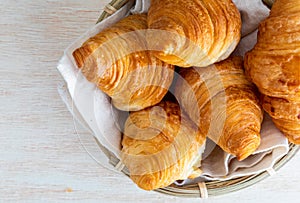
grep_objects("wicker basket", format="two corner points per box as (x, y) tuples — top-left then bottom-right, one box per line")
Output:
(95, 0), (299, 198)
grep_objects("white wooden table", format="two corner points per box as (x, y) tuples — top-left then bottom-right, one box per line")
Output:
(0, 0), (299, 202)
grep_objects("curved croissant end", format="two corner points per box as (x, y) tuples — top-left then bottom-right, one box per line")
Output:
(175, 56), (263, 161)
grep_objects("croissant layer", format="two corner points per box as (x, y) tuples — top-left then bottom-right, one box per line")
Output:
(262, 95), (300, 144)
(147, 0), (241, 67)
(122, 101), (206, 190)
(73, 14), (174, 111)
(175, 56), (263, 160)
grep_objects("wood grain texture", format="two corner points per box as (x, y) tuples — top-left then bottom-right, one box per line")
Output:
(0, 0), (299, 202)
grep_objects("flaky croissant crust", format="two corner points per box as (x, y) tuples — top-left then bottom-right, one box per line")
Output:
(262, 95), (300, 144)
(175, 56), (263, 160)
(73, 14), (174, 111)
(244, 0), (300, 101)
(147, 0), (241, 67)
(122, 101), (206, 190)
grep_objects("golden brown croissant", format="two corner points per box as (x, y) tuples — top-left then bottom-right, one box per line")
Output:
(175, 56), (263, 160)
(244, 0), (300, 144)
(147, 0), (241, 67)
(73, 14), (174, 111)
(121, 101), (206, 190)
(262, 95), (300, 143)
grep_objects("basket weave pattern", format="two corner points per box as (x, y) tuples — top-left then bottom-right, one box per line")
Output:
(96, 0), (299, 198)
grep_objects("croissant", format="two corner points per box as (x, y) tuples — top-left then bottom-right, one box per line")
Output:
(262, 95), (300, 143)
(147, 0), (241, 67)
(121, 101), (206, 190)
(175, 56), (263, 161)
(73, 14), (174, 111)
(244, 0), (300, 144)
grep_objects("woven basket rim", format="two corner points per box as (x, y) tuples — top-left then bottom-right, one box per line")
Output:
(96, 0), (299, 198)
